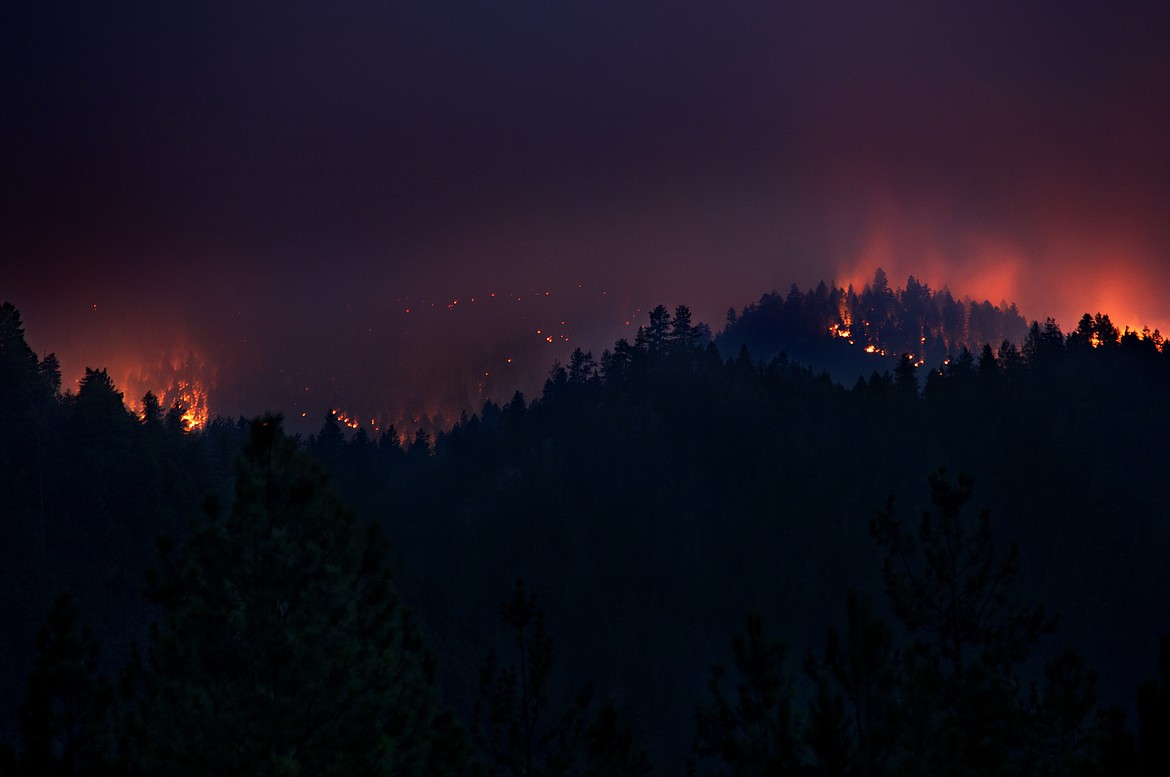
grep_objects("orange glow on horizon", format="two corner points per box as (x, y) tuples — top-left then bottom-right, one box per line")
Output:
(832, 202), (1167, 338)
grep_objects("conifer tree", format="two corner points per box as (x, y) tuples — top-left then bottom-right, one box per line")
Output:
(805, 591), (898, 777)
(135, 415), (457, 775)
(18, 593), (112, 777)
(692, 613), (802, 776)
(871, 471), (1058, 773)
(473, 579), (591, 777)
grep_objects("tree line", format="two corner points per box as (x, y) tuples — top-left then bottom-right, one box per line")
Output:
(2, 286), (1168, 773)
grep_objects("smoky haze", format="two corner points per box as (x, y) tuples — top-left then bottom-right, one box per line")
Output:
(4, 2), (1168, 430)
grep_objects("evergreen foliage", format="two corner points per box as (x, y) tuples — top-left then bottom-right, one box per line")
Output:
(692, 613), (802, 776)
(133, 415), (458, 775)
(716, 270), (1030, 382)
(473, 579), (652, 776)
(2, 290), (1168, 773)
(17, 593), (112, 776)
(804, 591), (898, 776)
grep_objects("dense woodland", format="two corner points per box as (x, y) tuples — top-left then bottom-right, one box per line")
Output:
(717, 269), (1029, 385)
(2, 271), (1169, 775)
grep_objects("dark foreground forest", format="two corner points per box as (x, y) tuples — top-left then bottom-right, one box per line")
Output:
(2, 273), (1169, 775)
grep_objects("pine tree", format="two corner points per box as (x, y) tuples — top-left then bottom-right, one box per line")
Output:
(692, 613), (802, 776)
(472, 579), (591, 777)
(805, 591), (898, 777)
(135, 415), (457, 775)
(645, 305), (672, 356)
(871, 471), (1058, 773)
(18, 593), (113, 776)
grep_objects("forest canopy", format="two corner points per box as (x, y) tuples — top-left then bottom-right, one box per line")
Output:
(1, 276), (1168, 774)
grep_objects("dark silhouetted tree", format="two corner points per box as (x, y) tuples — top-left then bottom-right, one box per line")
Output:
(600, 339), (636, 383)
(473, 578), (591, 776)
(136, 415), (455, 775)
(871, 471), (1058, 772)
(162, 400), (187, 433)
(996, 339), (1022, 383)
(582, 702), (654, 777)
(568, 348), (597, 385)
(1023, 317), (1064, 364)
(37, 352), (62, 397)
(71, 369), (134, 447)
(18, 593), (112, 777)
(312, 410), (346, 453)
(1093, 313), (1120, 349)
(692, 613), (802, 776)
(977, 343), (998, 386)
(645, 305), (672, 356)
(410, 427), (431, 457)
(1026, 648), (1103, 773)
(139, 392), (162, 430)
(805, 591), (898, 777)
(671, 304), (698, 351)
(893, 354), (918, 398)
(0, 302), (45, 414)
(1068, 314), (1097, 351)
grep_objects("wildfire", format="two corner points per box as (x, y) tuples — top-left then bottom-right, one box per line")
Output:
(826, 318), (890, 356)
(331, 408), (361, 430)
(836, 298), (853, 341)
(126, 380), (210, 431)
(160, 378), (210, 430)
(122, 351), (213, 432)
(829, 323), (853, 341)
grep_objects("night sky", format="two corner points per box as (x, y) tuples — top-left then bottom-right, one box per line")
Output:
(4, 2), (1169, 429)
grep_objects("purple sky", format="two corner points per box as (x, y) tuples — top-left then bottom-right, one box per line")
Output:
(4, 2), (1168, 429)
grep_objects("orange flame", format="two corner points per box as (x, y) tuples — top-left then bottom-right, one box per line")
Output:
(121, 350), (214, 431)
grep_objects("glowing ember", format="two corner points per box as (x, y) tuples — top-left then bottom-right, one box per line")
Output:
(829, 323), (852, 339)
(331, 408), (361, 430)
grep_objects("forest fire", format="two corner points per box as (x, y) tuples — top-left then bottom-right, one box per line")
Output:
(122, 376), (211, 431)
(835, 298), (853, 341)
(331, 408), (361, 430)
(162, 379), (210, 430)
(120, 352), (214, 432)
(52, 272), (1161, 446)
(829, 323), (852, 342)
(834, 219), (1170, 342)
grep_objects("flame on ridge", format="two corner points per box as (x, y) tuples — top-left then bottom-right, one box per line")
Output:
(121, 350), (214, 431)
